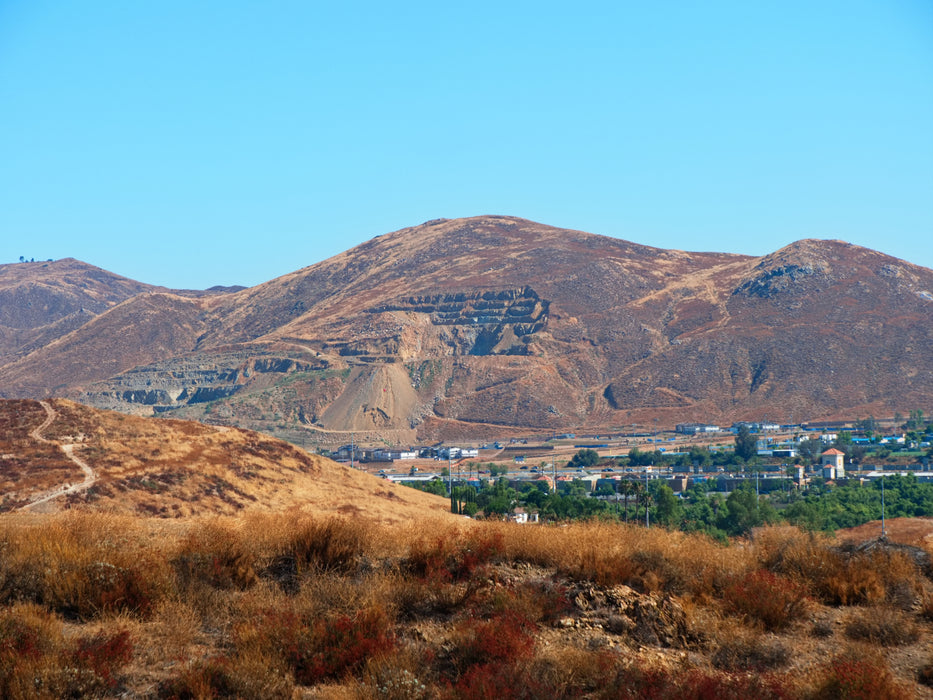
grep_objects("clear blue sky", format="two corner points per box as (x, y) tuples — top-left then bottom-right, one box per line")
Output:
(2, 1), (931, 289)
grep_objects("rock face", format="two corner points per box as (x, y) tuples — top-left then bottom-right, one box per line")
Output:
(1, 217), (931, 442)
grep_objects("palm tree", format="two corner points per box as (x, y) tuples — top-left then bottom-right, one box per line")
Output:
(618, 479), (635, 522)
(629, 481), (645, 524)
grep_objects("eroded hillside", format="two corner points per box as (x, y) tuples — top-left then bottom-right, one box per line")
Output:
(1, 217), (931, 443)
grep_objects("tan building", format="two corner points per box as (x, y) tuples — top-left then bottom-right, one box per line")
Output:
(821, 448), (845, 478)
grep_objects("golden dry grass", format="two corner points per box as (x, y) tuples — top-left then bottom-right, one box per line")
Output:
(0, 399), (457, 523)
(2, 406), (933, 700)
(1, 512), (928, 698)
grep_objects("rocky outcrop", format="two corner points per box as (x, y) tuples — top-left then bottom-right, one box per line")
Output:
(4, 217), (932, 439)
(80, 353), (328, 414)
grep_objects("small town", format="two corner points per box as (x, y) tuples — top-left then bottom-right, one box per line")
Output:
(329, 413), (933, 531)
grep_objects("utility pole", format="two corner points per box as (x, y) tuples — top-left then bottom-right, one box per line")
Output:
(350, 433), (354, 469)
(645, 464), (650, 528)
(881, 474), (887, 539)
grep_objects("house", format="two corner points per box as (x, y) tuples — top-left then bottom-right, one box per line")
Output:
(821, 448), (845, 478)
(732, 421), (780, 433)
(510, 507), (539, 524)
(334, 444), (367, 462)
(676, 423), (720, 435)
(372, 449), (419, 461)
(438, 446), (480, 459)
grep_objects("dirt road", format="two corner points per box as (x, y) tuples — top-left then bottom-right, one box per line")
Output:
(19, 400), (97, 511)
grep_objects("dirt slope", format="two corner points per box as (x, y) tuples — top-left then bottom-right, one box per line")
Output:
(0, 399), (453, 523)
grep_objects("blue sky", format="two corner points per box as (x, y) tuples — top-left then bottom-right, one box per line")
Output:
(1, 1), (931, 289)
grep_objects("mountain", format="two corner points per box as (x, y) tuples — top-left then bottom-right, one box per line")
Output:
(1, 217), (931, 444)
(0, 398), (452, 521)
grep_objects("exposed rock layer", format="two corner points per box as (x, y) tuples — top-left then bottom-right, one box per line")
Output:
(1, 217), (931, 442)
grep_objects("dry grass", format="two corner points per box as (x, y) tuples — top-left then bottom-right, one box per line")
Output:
(2, 399), (458, 522)
(0, 512), (931, 697)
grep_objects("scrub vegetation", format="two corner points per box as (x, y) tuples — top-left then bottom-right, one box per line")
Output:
(0, 513), (931, 698)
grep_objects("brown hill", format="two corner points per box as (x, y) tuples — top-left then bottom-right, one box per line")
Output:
(1, 216), (931, 443)
(0, 258), (157, 361)
(0, 399), (453, 522)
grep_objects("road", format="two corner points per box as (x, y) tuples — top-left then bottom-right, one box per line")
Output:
(19, 400), (97, 511)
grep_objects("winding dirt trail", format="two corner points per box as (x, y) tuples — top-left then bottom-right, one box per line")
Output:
(19, 400), (97, 511)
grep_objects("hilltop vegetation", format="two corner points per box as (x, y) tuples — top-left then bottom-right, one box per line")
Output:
(1, 513), (932, 698)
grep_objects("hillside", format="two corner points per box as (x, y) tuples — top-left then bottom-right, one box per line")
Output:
(0, 513), (931, 697)
(1, 217), (931, 443)
(0, 399), (452, 523)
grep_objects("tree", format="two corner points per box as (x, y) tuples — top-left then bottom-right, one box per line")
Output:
(833, 431), (853, 461)
(798, 438), (823, 465)
(652, 483), (680, 527)
(735, 425), (757, 461)
(857, 416), (878, 438)
(718, 484), (775, 535)
(688, 445), (712, 469)
(568, 448), (599, 468)
(618, 480), (636, 522)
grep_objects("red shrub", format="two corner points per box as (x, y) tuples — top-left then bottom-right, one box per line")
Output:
(450, 662), (545, 700)
(0, 615), (46, 661)
(451, 610), (536, 673)
(71, 630), (133, 689)
(815, 658), (911, 700)
(723, 569), (808, 631)
(292, 607), (394, 684)
(601, 663), (792, 700)
(408, 531), (504, 584)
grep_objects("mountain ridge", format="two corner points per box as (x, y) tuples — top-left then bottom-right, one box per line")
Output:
(1, 216), (930, 443)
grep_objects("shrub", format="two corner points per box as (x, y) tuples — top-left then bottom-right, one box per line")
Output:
(919, 661), (933, 688)
(0, 604), (63, 699)
(712, 634), (790, 671)
(813, 657), (911, 700)
(920, 591), (933, 622)
(723, 569), (809, 631)
(0, 514), (169, 620)
(158, 657), (242, 699)
(407, 530), (504, 584)
(290, 606), (395, 685)
(599, 661), (792, 700)
(172, 521), (258, 592)
(70, 630), (133, 690)
(760, 533), (924, 607)
(277, 517), (365, 574)
(844, 608), (920, 646)
(448, 610), (535, 675)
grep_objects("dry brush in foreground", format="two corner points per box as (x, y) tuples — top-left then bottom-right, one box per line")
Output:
(0, 513), (932, 698)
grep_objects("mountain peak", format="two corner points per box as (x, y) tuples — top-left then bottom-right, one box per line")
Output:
(2, 218), (930, 439)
